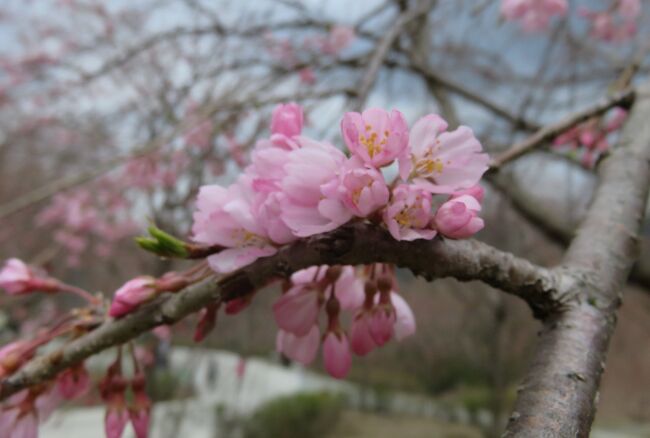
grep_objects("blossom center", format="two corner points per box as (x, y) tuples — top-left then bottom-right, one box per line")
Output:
(359, 124), (389, 158)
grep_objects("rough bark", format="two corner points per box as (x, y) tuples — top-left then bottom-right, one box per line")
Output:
(504, 83), (650, 437)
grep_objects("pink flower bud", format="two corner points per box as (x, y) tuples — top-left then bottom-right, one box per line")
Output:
(434, 194), (484, 239)
(0, 258), (60, 295)
(129, 373), (151, 438)
(270, 103), (303, 138)
(350, 313), (376, 356)
(109, 276), (157, 318)
(322, 331), (352, 379)
(369, 306), (395, 347)
(57, 364), (90, 400)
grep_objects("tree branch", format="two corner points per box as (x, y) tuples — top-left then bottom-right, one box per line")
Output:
(0, 222), (563, 401)
(504, 82), (650, 437)
(487, 173), (650, 290)
(350, 0), (434, 111)
(490, 87), (636, 169)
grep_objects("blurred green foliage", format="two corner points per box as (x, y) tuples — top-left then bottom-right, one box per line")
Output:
(243, 392), (344, 438)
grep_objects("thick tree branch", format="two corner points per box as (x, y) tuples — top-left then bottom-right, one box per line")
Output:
(504, 82), (650, 437)
(0, 222), (564, 401)
(487, 174), (650, 290)
(490, 87), (636, 169)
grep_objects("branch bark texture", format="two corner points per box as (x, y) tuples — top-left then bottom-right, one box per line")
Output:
(504, 83), (650, 437)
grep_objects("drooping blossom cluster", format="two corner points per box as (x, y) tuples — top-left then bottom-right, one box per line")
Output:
(579, 0), (641, 43)
(553, 107), (628, 168)
(274, 264), (415, 378)
(0, 339), (92, 437)
(191, 103), (488, 274)
(501, 0), (568, 32)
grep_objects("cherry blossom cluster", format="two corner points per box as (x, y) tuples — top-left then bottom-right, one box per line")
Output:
(0, 360), (90, 437)
(501, 0), (641, 41)
(579, 0), (641, 43)
(501, 0), (568, 32)
(37, 187), (137, 266)
(274, 264), (415, 378)
(553, 107), (628, 168)
(191, 103), (488, 274)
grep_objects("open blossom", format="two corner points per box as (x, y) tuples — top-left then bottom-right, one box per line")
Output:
(501, 0), (568, 32)
(109, 276), (157, 318)
(0, 259), (60, 295)
(435, 194), (484, 239)
(279, 138), (352, 237)
(399, 115), (488, 194)
(192, 176), (277, 273)
(273, 265), (364, 336)
(383, 184), (436, 241)
(321, 156), (389, 218)
(341, 108), (409, 168)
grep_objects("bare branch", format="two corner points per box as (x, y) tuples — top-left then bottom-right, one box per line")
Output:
(504, 82), (650, 437)
(350, 0), (434, 111)
(0, 222), (563, 401)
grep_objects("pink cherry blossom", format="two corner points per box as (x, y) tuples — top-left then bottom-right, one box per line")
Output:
(452, 185), (485, 203)
(105, 408), (129, 438)
(271, 102), (303, 138)
(322, 25), (355, 55)
(341, 108), (409, 168)
(399, 114), (488, 194)
(391, 292), (416, 341)
(57, 364), (90, 399)
(129, 373), (151, 438)
(322, 331), (352, 379)
(330, 266), (364, 310)
(350, 314), (377, 356)
(435, 194), (484, 239)
(192, 176), (277, 273)
(579, 1), (640, 43)
(272, 284), (320, 336)
(321, 156), (389, 218)
(279, 138), (352, 236)
(369, 305), (395, 347)
(501, 0), (568, 32)
(276, 325), (320, 365)
(0, 259), (60, 295)
(109, 276), (157, 318)
(383, 184), (437, 241)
